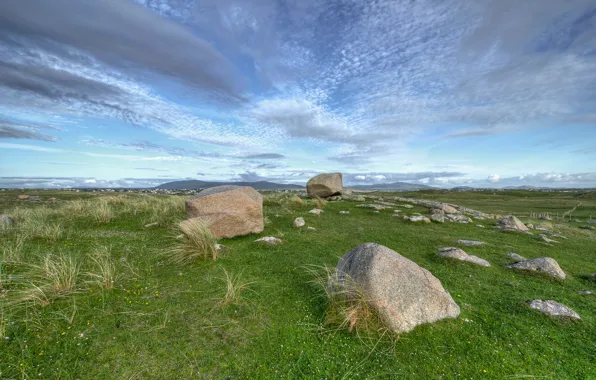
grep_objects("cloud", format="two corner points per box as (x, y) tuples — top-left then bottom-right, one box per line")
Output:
(344, 172), (466, 184)
(134, 168), (171, 172)
(0, 176), (167, 188)
(0, 119), (57, 141)
(241, 153), (285, 159)
(0, 0), (244, 100)
(487, 174), (501, 183)
(0, 142), (64, 153)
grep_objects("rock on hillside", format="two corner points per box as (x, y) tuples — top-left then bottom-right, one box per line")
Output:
(498, 215), (529, 232)
(438, 247), (491, 267)
(529, 300), (580, 320)
(332, 243), (460, 333)
(306, 173), (343, 198)
(508, 257), (566, 280)
(185, 185), (264, 239)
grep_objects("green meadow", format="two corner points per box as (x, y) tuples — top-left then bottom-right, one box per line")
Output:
(1, 189), (595, 379)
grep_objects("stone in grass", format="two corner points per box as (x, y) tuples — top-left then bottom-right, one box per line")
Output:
(292, 217), (305, 228)
(508, 257), (565, 280)
(309, 208), (324, 215)
(0, 215), (14, 227)
(306, 226), (316, 231)
(438, 247), (491, 267)
(529, 300), (580, 320)
(578, 290), (593, 296)
(144, 222), (159, 228)
(507, 253), (526, 263)
(339, 211), (350, 215)
(430, 214), (445, 223)
(254, 236), (283, 246)
(444, 214), (472, 223)
(579, 225), (595, 230)
(476, 224), (485, 228)
(372, 210), (381, 214)
(331, 243), (460, 333)
(497, 215), (529, 232)
(408, 216), (431, 223)
(538, 234), (558, 244)
(455, 240), (486, 247)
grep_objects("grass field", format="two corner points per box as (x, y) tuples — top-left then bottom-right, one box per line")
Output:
(1, 189), (595, 379)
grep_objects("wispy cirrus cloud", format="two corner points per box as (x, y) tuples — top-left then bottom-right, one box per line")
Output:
(0, 119), (57, 141)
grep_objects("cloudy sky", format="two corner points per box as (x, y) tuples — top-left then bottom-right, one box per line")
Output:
(1, 0), (596, 189)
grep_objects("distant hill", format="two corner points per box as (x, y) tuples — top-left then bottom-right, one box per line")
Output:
(350, 182), (435, 191)
(155, 180), (304, 190)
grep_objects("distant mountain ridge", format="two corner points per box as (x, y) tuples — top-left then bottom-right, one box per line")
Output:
(155, 180), (304, 190)
(350, 181), (435, 191)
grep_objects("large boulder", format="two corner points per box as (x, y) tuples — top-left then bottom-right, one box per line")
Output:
(332, 243), (460, 333)
(508, 257), (565, 280)
(185, 186), (263, 238)
(498, 215), (529, 232)
(306, 173), (343, 198)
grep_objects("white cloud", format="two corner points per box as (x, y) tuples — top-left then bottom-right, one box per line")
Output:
(488, 174), (501, 183)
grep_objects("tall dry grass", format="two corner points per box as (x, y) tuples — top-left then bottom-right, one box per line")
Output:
(168, 218), (218, 263)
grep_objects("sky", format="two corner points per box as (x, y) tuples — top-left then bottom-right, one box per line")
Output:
(1, 0), (596, 189)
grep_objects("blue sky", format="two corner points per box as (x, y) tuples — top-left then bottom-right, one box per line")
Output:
(1, 0), (596, 188)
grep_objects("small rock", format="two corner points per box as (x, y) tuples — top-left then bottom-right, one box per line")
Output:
(0, 215), (14, 227)
(579, 225), (595, 230)
(327, 195), (343, 201)
(525, 223), (534, 229)
(408, 216), (431, 223)
(402, 204), (414, 209)
(538, 215), (552, 221)
(356, 204), (386, 210)
(48, 197), (58, 202)
(538, 234), (558, 244)
(438, 247), (491, 267)
(292, 217), (305, 228)
(372, 210), (380, 214)
(306, 226), (316, 231)
(17, 195), (29, 200)
(476, 224), (485, 228)
(215, 243), (226, 252)
(254, 236), (283, 246)
(339, 211), (350, 215)
(529, 300), (580, 320)
(578, 290), (593, 296)
(507, 253), (526, 262)
(444, 214), (472, 223)
(393, 209), (401, 213)
(308, 208), (324, 215)
(430, 214), (445, 223)
(144, 222), (159, 228)
(508, 257), (565, 280)
(28, 196), (41, 201)
(456, 240), (486, 247)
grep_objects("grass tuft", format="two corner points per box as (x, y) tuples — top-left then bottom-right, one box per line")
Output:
(86, 246), (120, 290)
(168, 218), (218, 263)
(217, 268), (254, 307)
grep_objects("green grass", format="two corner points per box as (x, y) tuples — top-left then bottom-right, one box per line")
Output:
(0, 189), (595, 378)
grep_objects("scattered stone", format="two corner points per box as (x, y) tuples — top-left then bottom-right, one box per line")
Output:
(438, 247), (491, 267)
(340, 188), (353, 195)
(339, 211), (350, 215)
(408, 216), (431, 223)
(306, 172), (343, 198)
(535, 226), (550, 232)
(430, 214), (445, 223)
(306, 226), (316, 231)
(356, 204), (386, 210)
(254, 236), (283, 246)
(444, 214), (472, 223)
(28, 196), (41, 201)
(344, 195), (366, 202)
(185, 185), (264, 239)
(308, 208), (324, 215)
(401, 204), (414, 209)
(455, 240), (486, 247)
(507, 253), (526, 263)
(292, 217), (305, 228)
(579, 225), (595, 230)
(578, 290), (593, 296)
(1, 215), (14, 227)
(48, 197), (58, 202)
(17, 195), (29, 200)
(144, 222), (159, 228)
(497, 215), (529, 232)
(508, 257), (565, 280)
(430, 209), (444, 215)
(215, 243), (226, 252)
(372, 210), (381, 214)
(393, 209), (401, 213)
(476, 224), (485, 228)
(538, 234), (559, 244)
(331, 243), (460, 333)
(529, 300), (580, 320)
(539, 215), (552, 221)
(525, 223), (534, 229)
(439, 204), (458, 214)
(327, 195), (343, 201)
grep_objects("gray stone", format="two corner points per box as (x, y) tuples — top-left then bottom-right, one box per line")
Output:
(538, 234), (558, 244)
(430, 214), (445, 223)
(306, 173), (343, 198)
(356, 204), (387, 210)
(308, 208), (324, 215)
(306, 226), (316, 231)
(508, 257), (565, 280)
(408, 216), (431, 223)
(339, 211), (350, 215)
(332, 243), (460, 333)
(144, 222), (159, 228)
(455, 240), (486, 247)
(529, 300), (580, 320)
(497, 215), (529, 232)
(578, 290), (593, 296)
(579, 225), (595, 230)
(254, 236), (283, 246)
(0, 215), (14, 227)
(292, 217), (305, 228)
(438, 247), (491, 267)
(507, 253), (526, 263)
(444, 214), (472, 223)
